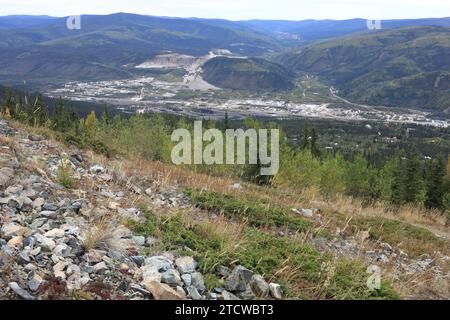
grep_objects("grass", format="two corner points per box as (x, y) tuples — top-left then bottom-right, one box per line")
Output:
(185, 188), (314, 232)
(129, 205), (400, 300)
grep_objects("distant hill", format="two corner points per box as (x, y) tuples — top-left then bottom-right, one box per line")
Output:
(242, 18), (450, 44)
(202, 57), (294, 91)
(0, 13), (281, 84)
(276, 26), (450, 112)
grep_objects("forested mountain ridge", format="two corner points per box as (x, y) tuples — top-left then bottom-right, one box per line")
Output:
(275, 26), (450, 112)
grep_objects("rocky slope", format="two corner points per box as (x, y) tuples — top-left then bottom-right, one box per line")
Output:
(0, 119), (282, 300)
(0, 118), (448, 300)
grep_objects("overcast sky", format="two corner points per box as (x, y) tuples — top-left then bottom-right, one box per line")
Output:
(0, 0), (449, 20)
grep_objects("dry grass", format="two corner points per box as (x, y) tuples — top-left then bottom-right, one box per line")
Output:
(82, 215), (116, 251)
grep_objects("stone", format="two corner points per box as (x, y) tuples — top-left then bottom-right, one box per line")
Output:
(35, 234), (56, 251)
(176, 286), (187, 298)
(224, 266), (254, 292)
(44, 228), (65, 238)
(181, 274), (192, 286)
(89, 165), (105, 174)
(250, 275), (269, 298)
(161, 269), (183, 286)
(269, 283), (283, 299)
(191, 272), (205, 291)
(145, 188), (153, 196)
(53, 244), (71, 258)
(132, 236), (146, 246)
(221, 290), (241, 300)
(42, 202), (58, 211)
(2, 223), (30, 237)
(142, 280), (184, 300)
(140, 265), (162, 283)
(53, 261), (66, 279)
(187, 286), (202, 300)
(27, 275), (43, 291)
(9, 282), (35, 300)
(144, 256), (173, 272)
(175, 256), (197, 274)
(131, 256), (145, 267)
(92, 261), (108, 273)
(0, 167), (14, 187)
(7, 236), (23, 247)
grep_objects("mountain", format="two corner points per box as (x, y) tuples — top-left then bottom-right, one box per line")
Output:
(276, 26), (450, 112)
(202, 56), (293, 91)
(0, 13), (281, 84)
(242, 18), (450, 44)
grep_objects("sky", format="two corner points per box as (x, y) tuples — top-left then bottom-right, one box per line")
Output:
(0, 0), (449, 20)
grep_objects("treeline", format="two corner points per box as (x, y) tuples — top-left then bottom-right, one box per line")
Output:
(1, 88), (449, 214)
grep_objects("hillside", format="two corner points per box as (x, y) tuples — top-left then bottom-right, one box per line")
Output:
(276, 26), (450, 112)
(0, 13), (281, 84)
(202, 57), (294, 91)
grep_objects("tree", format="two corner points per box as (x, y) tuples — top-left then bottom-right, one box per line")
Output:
(85, 111), (98, 136)
(425, 155), (446, 209)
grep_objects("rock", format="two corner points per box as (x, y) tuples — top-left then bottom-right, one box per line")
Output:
(0, 167), (14, 187)
(53, 244), (71, 258)
(230, 183), (244, 192)
(31, 198), (45, 210)
(131, 256), (145, 267)
(2, 223), (31, 237)
(224, 266), (254, 292)
(92, 261), (108, 274)
(141, 265), (162, 283)
(175, 256), (197, 274)
(187, 286), (202, 300)
(7, 236), (24, 247)
(144, 256), (173, 272)
(53, 261), (66, 279)
(250, 275), (269, 298)
(145, 188), (153, 196)
(142, 280), (184, 300)
(9, 282), (35, 300)
(221, 290), (241, 300)
(86, 249), (106, 263)
(191, 272), (205, 291)
(44, 228), (65, 238)
(132, 236), (146, 246)
(161, 269), (183, 286)
(269, 283), (283, 299)
(42, 202), (58, 211)
(35, 234), (56, 251)
(89, 165), (105, 174)
(176, 286), (187, 298)
(292, 208), (320, 218)
(181, 274), (192, 286)
(18, 251), (31, 264)
(27, 275), (43, 291)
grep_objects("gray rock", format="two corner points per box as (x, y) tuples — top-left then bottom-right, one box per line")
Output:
(224, 266), (254, 292)
(181, 274), (192, 286)
(42, 203), (58, 211)
(27, 278), (41, 292)
(89, 165), (105, 174)
(269, 283), (283, 299)
(221, 290), (241, 300)
(9, 282), (35, 300)
(161, 269), (182, 286)
(132, 236), (146, 246)
(131, 256), (145, 267)
(250, 275), (269, 298)
(191, 272), (205, 291)
(187, 286), (202, 300)
(92, 261), (108, 273)
(144, 256), (173, 272)
(175, 256), (197, 274)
